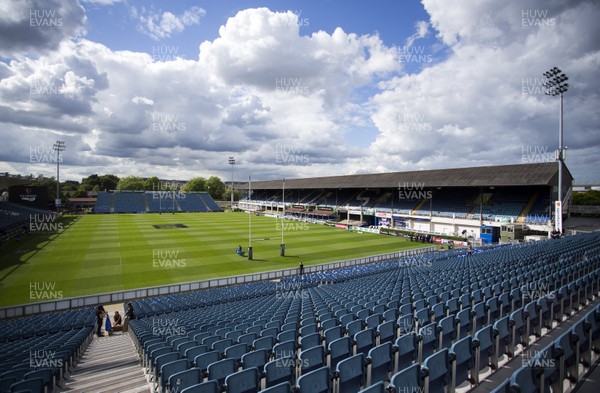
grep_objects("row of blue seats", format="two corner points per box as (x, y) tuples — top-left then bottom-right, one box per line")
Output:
(0, 326), (93, 393)
(127, 233), (597, 392)
(496, 303), (600, 393)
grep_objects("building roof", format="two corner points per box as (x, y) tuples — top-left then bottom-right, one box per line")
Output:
(241, 162), (572, 190)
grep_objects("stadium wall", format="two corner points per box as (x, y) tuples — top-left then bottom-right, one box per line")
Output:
(0, 246), (435, 319)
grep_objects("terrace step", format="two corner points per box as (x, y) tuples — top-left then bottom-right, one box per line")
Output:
(62, 333), (150, 393)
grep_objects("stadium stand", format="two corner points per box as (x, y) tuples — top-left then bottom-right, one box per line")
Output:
(0, 308), (95, 392)
(115, 231), (599, 392)
(0, 202), (55, 239)
(93, 191), (222, 213)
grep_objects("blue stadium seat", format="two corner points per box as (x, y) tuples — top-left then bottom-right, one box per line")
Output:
(358, 381), (386, 393)
(159, 359), (189, 392)
(354, 328), (376, 357)
(367, 342), (394, 385)
(297, 366), (331, 393)
(265, 358), (295, 388)
(335, 353), (366, 393)
(207, 358), (237, 387)
(328, 337), (353, 370)
(389, 364), (423, 393)
(241, 349), (269, 374)
(395, 333), (418, 372)
(438, 315), (456, 350)
(8, 377), (44, 393)
(194, 351), (220, 374)
(260, 381), (293, 393)
(168, 369), (204, 393)
(300, 345), (326, 374)
(473, 325), (496, 377)
(422, 348), (451, 393)
(224, 367), (260, 393)
(180, 380), (220, 393)
(419, 322), (439, 361)
(450, 336), (474, 389)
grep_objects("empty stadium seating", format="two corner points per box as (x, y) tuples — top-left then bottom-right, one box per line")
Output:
(93, 191), (222, 213)
(119, 232), (600, 393)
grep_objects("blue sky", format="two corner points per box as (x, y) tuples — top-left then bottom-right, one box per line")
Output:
(0, 0), (598, 184)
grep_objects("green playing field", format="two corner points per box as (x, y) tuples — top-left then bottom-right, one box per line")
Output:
(0, 212), (426, 307)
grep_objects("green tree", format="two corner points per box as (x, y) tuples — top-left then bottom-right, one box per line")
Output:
(144, 176), (161, 191)
(116, 176), (145, 190)
(221, 189), (240, 202)
(184, 177), (206, 192)
(73, 188), (88, 198)
(100, 174), (119, 191)
(573, 190), (600, 205)
(206, 176), (225, 200)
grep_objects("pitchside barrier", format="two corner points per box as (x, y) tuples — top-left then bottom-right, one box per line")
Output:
(0, 246), (435, 319)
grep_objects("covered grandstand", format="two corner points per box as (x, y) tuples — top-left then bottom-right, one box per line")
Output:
(239, 162), (573, 242)
(93, 191), (222, 213)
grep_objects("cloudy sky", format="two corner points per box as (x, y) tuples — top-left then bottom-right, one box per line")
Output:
(0, 0), (598, 184)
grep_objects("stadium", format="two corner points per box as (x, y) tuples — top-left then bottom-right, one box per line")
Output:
(2, 1), (600, 393)
(1, 160), (600, 393)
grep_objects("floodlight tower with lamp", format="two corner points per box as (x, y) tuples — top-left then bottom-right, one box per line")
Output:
(228, 156), (235, 211)
(52, 140), (65, 212)
(281, 178), (285, 256)
(543, 67), (569, 234)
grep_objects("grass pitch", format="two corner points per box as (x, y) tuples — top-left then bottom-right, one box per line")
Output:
(0, 212), (426, 307)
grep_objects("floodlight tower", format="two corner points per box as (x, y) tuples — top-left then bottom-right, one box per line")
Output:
(228, 156), (235, 211)
(543, 67), (569, 234)
(281, 178), (285, 256)
(52, 140), (65, 212)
